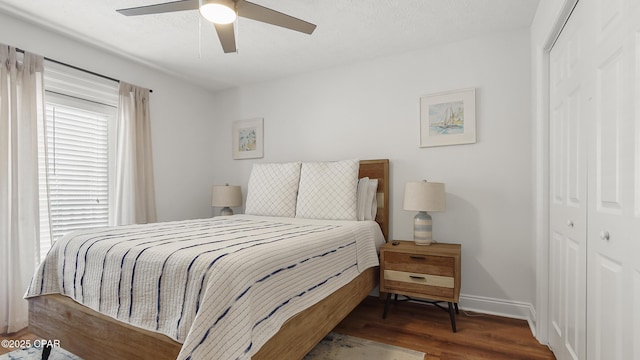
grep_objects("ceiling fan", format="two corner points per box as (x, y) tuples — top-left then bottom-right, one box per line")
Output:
(116, 0), (317, 53)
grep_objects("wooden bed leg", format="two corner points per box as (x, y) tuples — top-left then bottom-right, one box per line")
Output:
(41, 344), (52, 360)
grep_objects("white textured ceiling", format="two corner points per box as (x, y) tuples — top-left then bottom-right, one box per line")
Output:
(0, 0), (539, 92)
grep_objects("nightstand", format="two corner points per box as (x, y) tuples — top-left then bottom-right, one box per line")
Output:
(380, 241), (461, 332)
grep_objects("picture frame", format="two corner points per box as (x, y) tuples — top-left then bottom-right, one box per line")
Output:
(419, 88), (476, 147)
(232, 118), (263, 159)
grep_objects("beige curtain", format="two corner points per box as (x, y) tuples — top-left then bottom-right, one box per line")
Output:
(0, 45), (46, 333)
(113, 82), (157, 225)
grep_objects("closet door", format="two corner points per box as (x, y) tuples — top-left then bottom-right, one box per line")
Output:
(587, 0), (640, 359)
(548, 2), (589, 359)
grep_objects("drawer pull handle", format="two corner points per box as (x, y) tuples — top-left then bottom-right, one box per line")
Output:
(410, 256), (426, 260)
(409, 275), (426, 280)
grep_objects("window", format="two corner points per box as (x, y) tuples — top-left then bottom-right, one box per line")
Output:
(44, 95), (113, 240)
(39, 61), (118, 259)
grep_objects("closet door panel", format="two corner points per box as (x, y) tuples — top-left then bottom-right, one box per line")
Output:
(551, 103), (566, 207)
(564, 237), (581, 359)
(587, 1), (639, 358)
(594, 49), (624, 215)
(589, 51), (634, 360)
(549, 230), (565, 343)
(549, 3), (588, 358)
(590, 254), (624, 359)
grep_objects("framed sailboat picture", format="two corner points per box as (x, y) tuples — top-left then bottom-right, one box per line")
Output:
(419, 88), (476, 147)
(232, 118), (264, 159)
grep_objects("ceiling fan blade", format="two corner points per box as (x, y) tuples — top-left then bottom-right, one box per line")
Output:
(214, 23), (237, 53)
(237, 0), (316, 34)
(116, 0), (199, 16)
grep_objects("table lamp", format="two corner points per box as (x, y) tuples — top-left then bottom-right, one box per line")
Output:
(211, 184), (242, 216)
(403, 180), (446, 245)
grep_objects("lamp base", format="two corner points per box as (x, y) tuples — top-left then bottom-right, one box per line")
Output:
(220, 207), (234, 216)
(414, 211), (436, 245)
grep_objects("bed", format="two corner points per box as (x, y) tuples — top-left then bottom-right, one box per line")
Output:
(27, 159), (389, 360)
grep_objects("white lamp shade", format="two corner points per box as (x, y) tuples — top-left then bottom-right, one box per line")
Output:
(403, 181), (446, 212)
(211, 185), (242, 207)
(200, 0), (237, 24)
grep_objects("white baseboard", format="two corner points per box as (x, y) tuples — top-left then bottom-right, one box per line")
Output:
(458, 293), (537, 337)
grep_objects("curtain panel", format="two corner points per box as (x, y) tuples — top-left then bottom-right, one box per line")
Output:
(114, 82), (157, 225)
(0, 45), (46, 333)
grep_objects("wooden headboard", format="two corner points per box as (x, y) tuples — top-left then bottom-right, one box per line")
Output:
(359, 159), (390, 241)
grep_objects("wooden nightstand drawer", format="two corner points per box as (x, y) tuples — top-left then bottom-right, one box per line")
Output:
(383, 252), (454, 277)
(382, 270), (455, 299)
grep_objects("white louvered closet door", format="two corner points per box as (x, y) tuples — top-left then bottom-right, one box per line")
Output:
(586, 0), (640, 358)
(548, 1), (589, 358)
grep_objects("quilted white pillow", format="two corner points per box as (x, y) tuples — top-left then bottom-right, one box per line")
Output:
(296, 159), (359, 220)
(245, 162), (301, 217)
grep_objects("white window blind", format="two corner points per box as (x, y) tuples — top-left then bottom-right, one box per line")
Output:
(45, 99), (111, 241)
(39, 61), (117, 259)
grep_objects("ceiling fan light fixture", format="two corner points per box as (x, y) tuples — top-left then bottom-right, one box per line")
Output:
(200, 0), (237, 24)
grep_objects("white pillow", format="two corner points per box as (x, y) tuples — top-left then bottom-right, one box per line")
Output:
(245, 162), (301, 217)
(295, 159), (359, 220)
(365, 178), (379, 221)
(357, 177), (370, 221)
(357, 177), (379, 221)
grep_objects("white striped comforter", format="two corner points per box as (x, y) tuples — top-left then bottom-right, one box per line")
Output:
(26, 215), (385, 359)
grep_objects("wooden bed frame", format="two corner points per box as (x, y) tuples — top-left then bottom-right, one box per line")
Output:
(28, 159), (390, 360)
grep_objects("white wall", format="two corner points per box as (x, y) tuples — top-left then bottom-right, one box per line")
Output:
(0, 11), (217, 222)
(209, 29), (536, 321)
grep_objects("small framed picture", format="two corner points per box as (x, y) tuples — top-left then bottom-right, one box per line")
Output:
(420, 88), (476, 147)
(232, 118), (263, 159)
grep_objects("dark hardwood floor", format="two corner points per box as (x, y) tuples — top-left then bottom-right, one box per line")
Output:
(2, 296), (555, 359)
(333, 296), (556, 360)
